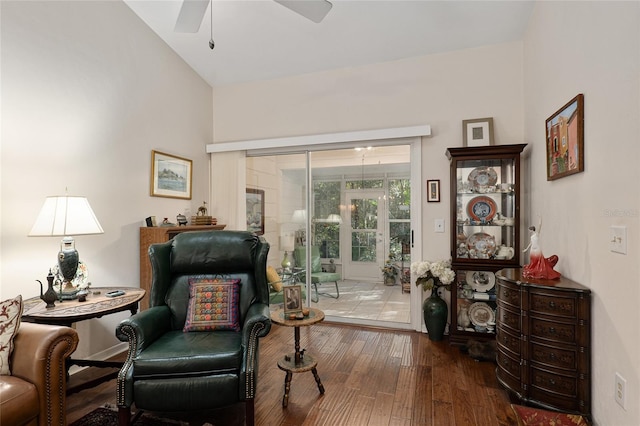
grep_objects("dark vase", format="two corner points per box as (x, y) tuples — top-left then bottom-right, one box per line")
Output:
(422, 287), (448, 341)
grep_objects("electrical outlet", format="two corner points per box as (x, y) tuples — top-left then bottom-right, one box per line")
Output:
(615, 372), (626, 409)
(434, 219), (445, 233)
(610, 226), (627, 254)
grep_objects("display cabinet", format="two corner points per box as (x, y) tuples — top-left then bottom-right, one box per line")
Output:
(445, 144), (526, 345)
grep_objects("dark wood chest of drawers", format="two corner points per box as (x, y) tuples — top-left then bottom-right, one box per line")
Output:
(495, 268), (591, 418)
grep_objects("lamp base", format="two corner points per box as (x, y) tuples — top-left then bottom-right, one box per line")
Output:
(59, 280), (79, 300)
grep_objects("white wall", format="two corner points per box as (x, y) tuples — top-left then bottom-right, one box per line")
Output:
(523, 2), (640, 425)
(212, 41), (525, 265)
(0, 1), (212, 358)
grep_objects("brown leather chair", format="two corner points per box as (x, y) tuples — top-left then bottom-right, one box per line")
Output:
(0, 322), (79, 426)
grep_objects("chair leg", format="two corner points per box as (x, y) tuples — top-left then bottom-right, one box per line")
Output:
(315, 282), (340, 300)
(245, 398), (255, 426)
(311, 283), (319, 303)
(118, 407), (131, 426)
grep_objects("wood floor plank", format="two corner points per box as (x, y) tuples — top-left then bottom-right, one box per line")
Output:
(368, 391), (395, 426)
(66, 322), (515, 426)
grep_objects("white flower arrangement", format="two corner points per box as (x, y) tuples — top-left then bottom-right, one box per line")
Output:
(410, 259), (455, 291)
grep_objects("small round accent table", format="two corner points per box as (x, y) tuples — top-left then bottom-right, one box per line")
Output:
(270, 307), (325, 407)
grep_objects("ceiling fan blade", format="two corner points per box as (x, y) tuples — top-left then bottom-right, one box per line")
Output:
(273, 0), (333, 23)
(175, 0), (209, 33)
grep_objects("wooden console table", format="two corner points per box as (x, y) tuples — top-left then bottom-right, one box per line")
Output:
(139, 225), (225, 309)
(22, 287), (145, 393)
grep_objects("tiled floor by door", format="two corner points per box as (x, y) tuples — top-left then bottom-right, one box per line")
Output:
(310, 280), (410, 323)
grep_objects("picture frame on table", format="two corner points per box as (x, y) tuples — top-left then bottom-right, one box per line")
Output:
(427, 179), (440, 203)
(462, 117), (494, 147)
(246, 188), (265, 235)
(150, 150), (192, 199)
(545, 94), (584, 181)
(283, 285), (303, 314)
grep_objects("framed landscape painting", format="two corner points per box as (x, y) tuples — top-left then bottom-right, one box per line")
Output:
(151, 150), (192, 199)
(546, 94), (584, 181)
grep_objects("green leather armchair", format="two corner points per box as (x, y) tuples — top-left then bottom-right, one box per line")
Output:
(115, 231), (271, 426)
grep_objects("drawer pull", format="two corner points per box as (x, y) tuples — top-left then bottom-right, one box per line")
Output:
(549, 378), (556, 386)
(549, 301), (556, 308)
(550, 353), (556, 359)
(549, 327), (556, 334)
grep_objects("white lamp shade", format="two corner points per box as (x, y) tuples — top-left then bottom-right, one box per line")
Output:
(29, 196), (104, 236)
(291, 209), (307, 224)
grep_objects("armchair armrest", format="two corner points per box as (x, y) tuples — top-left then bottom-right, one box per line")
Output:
(10, 322), (78, 426)
(116, 305), (172, 355)
(240, 302), (271, 400)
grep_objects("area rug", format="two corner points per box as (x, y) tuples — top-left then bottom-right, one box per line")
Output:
(69, 406), (213, 426)
(511, 404), (590, 426)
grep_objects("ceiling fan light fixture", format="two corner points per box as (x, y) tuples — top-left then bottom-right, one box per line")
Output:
(175, 0), (209, 33)
(273, 0), (333, 23)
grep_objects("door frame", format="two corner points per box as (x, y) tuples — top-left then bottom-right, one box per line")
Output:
(209, 132), (425, 331)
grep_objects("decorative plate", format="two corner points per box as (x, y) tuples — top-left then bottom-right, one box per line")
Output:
(466, 271), (496, 293)
(466, 196), (497, 223)
(466, 232), (497, 257)
(468, 302), (495, 327)
(468, 166), (498, 193)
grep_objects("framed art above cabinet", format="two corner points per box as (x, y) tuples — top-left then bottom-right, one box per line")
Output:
(446, 144), (527, 345)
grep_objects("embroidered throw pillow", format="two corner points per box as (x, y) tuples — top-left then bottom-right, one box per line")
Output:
(266, 266), (283, 292)
(183, 279), (241, 332)
(0, 295), (23, 375)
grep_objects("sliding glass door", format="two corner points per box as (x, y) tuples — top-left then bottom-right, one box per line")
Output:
(243, 143), (418, 328)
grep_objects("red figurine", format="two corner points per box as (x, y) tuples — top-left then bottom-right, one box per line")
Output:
(522, 220), (561, 280)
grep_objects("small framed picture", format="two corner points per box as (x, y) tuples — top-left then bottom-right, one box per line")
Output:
(283, 285), (303, 314)
(151, 150), (192, 199)
(246, 188), (265, 235)
(463, 117), (494, 147)
(546, 94), (584, 181)
(427, 179), (440, 203)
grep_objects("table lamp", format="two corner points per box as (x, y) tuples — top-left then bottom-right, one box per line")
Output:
(29, 195), (104, 298)
(291, 209), (307, 247)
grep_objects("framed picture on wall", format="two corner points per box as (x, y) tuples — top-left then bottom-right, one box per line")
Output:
(545, 94), (584, 181)
(150, 150), (192, 199)
(462, 117), (494, 147)
(427, 179), (440, 202)
(246, 188), (265, 235)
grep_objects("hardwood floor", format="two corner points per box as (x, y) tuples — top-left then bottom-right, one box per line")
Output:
(66, 323), (517, 425)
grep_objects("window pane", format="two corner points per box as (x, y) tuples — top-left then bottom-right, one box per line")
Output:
(345, 179), (383, 189)
(389, 222), (411, 262)
(351, 231), (376, 262)
(389, 179), (411, 219)
(313, 181), (341, 259)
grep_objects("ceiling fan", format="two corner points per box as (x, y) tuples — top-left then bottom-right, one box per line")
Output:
(174, 0), (333, 33)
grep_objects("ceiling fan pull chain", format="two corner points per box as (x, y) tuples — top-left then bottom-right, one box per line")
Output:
(208, 0), (215, 50)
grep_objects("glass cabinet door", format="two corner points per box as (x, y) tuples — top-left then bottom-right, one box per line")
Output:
(454, 157), (517, 262)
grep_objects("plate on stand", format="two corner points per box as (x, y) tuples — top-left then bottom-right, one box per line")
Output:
(467, 196), (497, 223)
(465, 271), (495, 292)
(468, 167), (498, 193)
(469, 302), (495, 327)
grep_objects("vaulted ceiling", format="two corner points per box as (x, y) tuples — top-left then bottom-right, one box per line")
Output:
(124, 1), (534, 87)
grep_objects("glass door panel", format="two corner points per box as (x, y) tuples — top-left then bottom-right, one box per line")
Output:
(344, 191), (384, 280)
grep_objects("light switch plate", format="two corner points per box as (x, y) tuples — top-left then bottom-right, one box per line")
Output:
(434, 219), (445, 233)
(610, 226), (627, 254)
